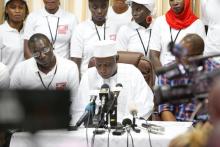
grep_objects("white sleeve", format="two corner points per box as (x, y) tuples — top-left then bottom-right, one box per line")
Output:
(0, 63), (10, 89)
(116, 26), (129, 51)
(70, 70), (90, 125)
(194, 19), (206, 40)
(131, 67), (154, 118)
(23, 13), (36, 40)
(9, 64), (22, 89)
(200, 0), (209, 25)
(149, 17), (162, 52)
(70, 25), (84, 58)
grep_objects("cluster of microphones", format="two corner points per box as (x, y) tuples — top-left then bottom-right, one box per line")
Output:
(69, 83), (164, 135)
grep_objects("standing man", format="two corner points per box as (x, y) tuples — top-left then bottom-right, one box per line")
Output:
(24, 0), (78, 59)
(72, 40), (154, 124)
(149, 0), (205, 71)
(70, 0), (117, 76)
(10, 33), (79, 94)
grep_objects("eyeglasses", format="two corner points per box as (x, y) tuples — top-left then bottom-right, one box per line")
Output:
(32, 47), (51, 58)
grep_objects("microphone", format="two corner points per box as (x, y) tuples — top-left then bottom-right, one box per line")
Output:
(99, 84), (110, 110)
(129, 104), (138, 118)
(75, 95), (97, 127)
(122, 118), (132, 127)
(112, 83), (123, 99)
(128, 104), (140, 133)
(122, 118), (132, 133)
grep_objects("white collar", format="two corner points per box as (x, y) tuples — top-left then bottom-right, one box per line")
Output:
(2, 21), (24, 33)
(88, 19), (110, 29)
(30, 55), (58, 73)
(41, 7), (63, 17)
(129, 21), (152, 31)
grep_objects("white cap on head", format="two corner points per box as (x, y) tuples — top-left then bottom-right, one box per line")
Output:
(131, 0), (155, 13)
(93, 40), (117, 58)
(4, 0), (27, 6)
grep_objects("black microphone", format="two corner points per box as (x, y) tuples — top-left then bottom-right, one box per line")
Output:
(122, 118), (132, 127)
(112, 83), (123, 98)
(75, 96), (97, 127)
(129, 105), (140, 133)
(99, 84), (110, 111)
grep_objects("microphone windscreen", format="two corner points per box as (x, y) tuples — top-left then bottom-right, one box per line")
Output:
(122, 118), (132, 126)
(128, 103), (138, 116)
(116, 83), (123, 88)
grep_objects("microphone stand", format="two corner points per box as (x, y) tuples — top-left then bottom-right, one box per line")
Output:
(131, 115), (140, 133)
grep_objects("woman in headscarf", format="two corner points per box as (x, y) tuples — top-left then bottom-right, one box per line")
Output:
(149, 0), (206, 70)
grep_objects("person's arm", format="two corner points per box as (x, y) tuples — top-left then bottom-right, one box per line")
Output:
(160, 111), (176, 121)
(150, 50), (162, 70)
(158, 103), (176, 121)
(24, 39), (32, 59)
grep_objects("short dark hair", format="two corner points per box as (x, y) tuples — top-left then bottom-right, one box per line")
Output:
(28, 33), (51, 49)
(4, 0), (29, 21)
(182, 33), (204, 55)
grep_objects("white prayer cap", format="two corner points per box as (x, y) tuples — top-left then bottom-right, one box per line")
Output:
(4, 0), (27, 6)
(93, 40), (117, 58)
(131, 0), (155, 12)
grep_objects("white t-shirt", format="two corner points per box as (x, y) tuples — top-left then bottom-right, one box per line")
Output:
(116, 21), (152, 57)
(0, 21), (24, 74)
(149, 15), (206, 65)
(107, 6), (132, 32)
(24, 7), (78, 58)
(201, 0), (220, 62)
(10, 56), (79, 95)
(72, 63), (154, 124)
(0, 62), (10, 89)
(70, 19), (117, 75)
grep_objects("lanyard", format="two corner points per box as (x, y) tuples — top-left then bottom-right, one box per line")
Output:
(46, 16), (60, 46)
(94, 23), (106, 41)
(136, 29), (152, 56)
(37, 65), (57, 89)
(170, 27), (181, 45)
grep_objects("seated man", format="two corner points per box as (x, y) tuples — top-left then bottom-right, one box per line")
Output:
(72, 40), (154, 124)
(10, 33), (79, 96)
(0, 62), (10, 89)
(158, 34), (207, 122)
